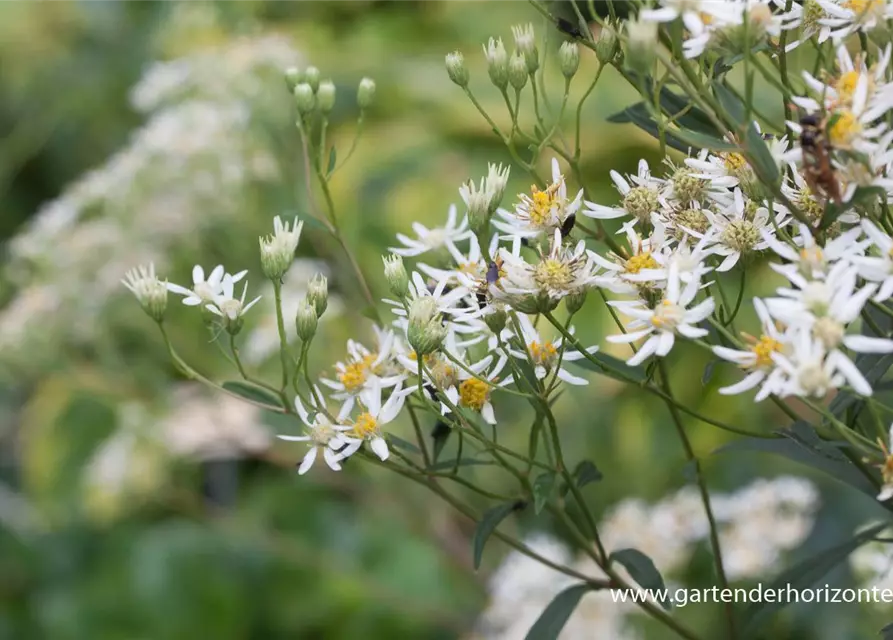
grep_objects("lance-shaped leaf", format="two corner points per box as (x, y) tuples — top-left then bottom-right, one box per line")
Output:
(525, 584), (591, 640)
(610, 548), (671, 609)
(221, 381), (285, 411)
(473, 500), (527, 569)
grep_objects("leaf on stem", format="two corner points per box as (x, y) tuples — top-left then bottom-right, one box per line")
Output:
(533, 471), (556, 514)
(473, 500), (527, 569)
(610, 548), (671, 610)
(524, 583), (591, 640)
(742, 522), (888, 636)
(388, 434), (421, 455)
(221, 381), (285, 410)
(569, 351), (647, 384)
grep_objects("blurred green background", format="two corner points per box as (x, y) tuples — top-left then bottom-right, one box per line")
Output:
(0, 2), (889, 638)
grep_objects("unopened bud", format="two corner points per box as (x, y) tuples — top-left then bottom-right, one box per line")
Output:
(559, 42), (580, 79)
(445, 51), (469, 87)
(462, 180), (492, 235)
(357, 77), (376, 109)
(625, 19), (657, 74)
(508, 52), (528, 91)
(483, 307), (507, 334)
(122, 264), (168, 323)
(317, 80), (336, 113)
(595, 25), (619, 64)
(296, 298), (318, 342)
(304, 66), (320, 92)
(259, 216), (303, 281)
(284, 66), (304, 92)
(511, 23), (539, 74)
(382, 254), (409, 299)
(307, 273), (328, 317)
(293, 83), (315, 115)
(407, 297), (447, 356)
(485, 163), (510, 212)
(566, 290), (587, 315)
(483, 38), (509, 90)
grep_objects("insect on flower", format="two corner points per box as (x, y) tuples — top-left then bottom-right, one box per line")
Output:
(798, 112), (842, 206)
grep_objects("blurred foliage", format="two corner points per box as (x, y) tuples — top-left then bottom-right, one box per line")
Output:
(0, 1), (890, 639)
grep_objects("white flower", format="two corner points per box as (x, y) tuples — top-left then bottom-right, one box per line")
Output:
(320, 329), (405, 409)
(583, 159), (665, 226)
(699, 189), (785, 272)
(509, 313), (597, 385)
(418, 233), (499, 288)
(763, 223), (866, 279)
(854, 219), (893, 301)
(606, 263), (715, 366)
(167, 264), (247, 306)
(391, 204), (472, 257)
(259, 216), (303, 279)
(442, 353), (510, 424)
(816, 0), (893, 41)
(341, 380), (414, 461)
(205, 273), (261, 321)
(122, 263), (168, 320)
(494, 158), (583, 239)
(713, 298), (790, 399)
(277, 395), (359, 475)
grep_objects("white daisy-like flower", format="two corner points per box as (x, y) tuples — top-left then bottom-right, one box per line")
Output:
(582, 159), (665, 227)
(442, 353), (510, 424)
(391, 204), (472, 257)
(854, 219), (893, 301)
(508, 313), (597, 385)
(493, 158), (583, 239)
(816, 0), (893, 41)
(699, 189), (786, 272)
(796, 43), (892, 113)
(639, 0), (715, 36)
(606, 263), (715, 366)
(763, 223), (867, 279)
(418, 233), (500, 288)
(205, 273), (261, 321)
(713, 298), (790, 399)
(167, 264), (247, 306)
(277, 394), (359, 475)
(340, 379), (414, 462)
(320, 328), (406, 411)
(385, 271), (478, 322)
(122, 263), (168, 319)
(590, 222), (671, 295)
(774, 0), (832, 51)
(495, 230), (599, 308)
(768, 327), (874, 397)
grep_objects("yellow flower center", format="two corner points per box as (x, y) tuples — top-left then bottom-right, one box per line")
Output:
(338, 353), (377, 392)
(459, 378), (490, 412)
(625, 252), (658, 274)
(828, 110), (861, 147)
(529, 340), (558, 367)
(723, 152), (747, 172)
(534, 258), (574, 290)
(352, 412), (378, 438)
(845, 0), (882, 16)
(529, 188), (555, 227)
(751, 335), (782, 368)
(650, 299), (682, 329)
(835, 70), (861, 102)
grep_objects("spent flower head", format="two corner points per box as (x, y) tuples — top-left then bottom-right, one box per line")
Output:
(122, 263), (168, 322)
(259, 216), (303, 280)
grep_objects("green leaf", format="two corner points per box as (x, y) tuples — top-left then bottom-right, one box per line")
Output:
(673, 128), (739, 152)
(714, 84), (746, 125)
(572, 460), (603, 488)
(524, 584), (590, 640)
(744, 123), (780, 186)
(473, 501), (526, 569)
(880, 621), (893, 640)
(221, 381), (285, 410)
(714, 421), (876, 495)
(606, 104), (691, 153)
(326, 146), (337, 176)
(431, 419), (450, 462)
(742, 522), (888, 636)
(610, 548), (671, 609)
(388, 434), (421, 454)
(822, 185), (886, 229)
(533, 471), (556, 514)
(569, 351), (646, 384)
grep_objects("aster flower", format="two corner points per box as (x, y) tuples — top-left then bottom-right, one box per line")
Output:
(385, 271), (477, 323)
(441, 353), (510, 424)
(590, 222), (671, 295)
(698, 189), (785, 272)
(205, 273), (261, 323)
(713, 298), (790, 399)
(418, 233), (500, 288)
(854, 219), (893, 301)
(320, 328), (405, 409)
(774, 0), (832, 51)
(762, 223), (866, 279)
(508, 313), (597, 385)
(391, 204), (472, 257)
(493, 158), (582, 239)
(340, 380), (414, 462)
(122, 263), (168, 321)
(167, 264), (248, 306)
(583, 159), (665, 227)
(277, 395), (358, 475)
(816, 0), (893, 41)
(606, 263), (715, 366)
(259, 216), (303, 279)
(494, 230), (598, 311)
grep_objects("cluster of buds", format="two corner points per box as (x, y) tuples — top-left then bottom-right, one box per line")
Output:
(285, 65), (375, 119)
(460, 163), (511, 235)
(297, 273), (329, 342)
(446, 23), (552, 92)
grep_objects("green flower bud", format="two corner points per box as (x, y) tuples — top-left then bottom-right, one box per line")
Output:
(566, 290), (587, 315)
(293, 83), (316, 116)
(559, 42), (580, 79)
(317, 80), (336, 113)
(307, 273), (328, 317)
(483, 37), (509, 90)
(508, 52), (528, 91)
(284, 66), (304, 92)
(445, 51), (469, 87)
(382, 254), (409, 299)
(407, 297), (447, 356)
(511, 23), (539, 74)
(295, 298), (318, 342)
(357, 77), (376, 109)
(595, 25), (619, 65)
(483, 307), (507, 334)
(304, 66), (320, 92)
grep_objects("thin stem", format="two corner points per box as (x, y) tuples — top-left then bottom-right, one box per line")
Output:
(273, 281), (290, 392)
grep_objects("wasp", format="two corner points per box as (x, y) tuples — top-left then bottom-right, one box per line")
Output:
(799, 113), (842, 206)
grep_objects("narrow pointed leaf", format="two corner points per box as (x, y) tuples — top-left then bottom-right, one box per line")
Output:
(533, 471), (556, 514)
(221, 381), (285, 410)
(524, 584), (591, 640)
(473, 500), (526, 569)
